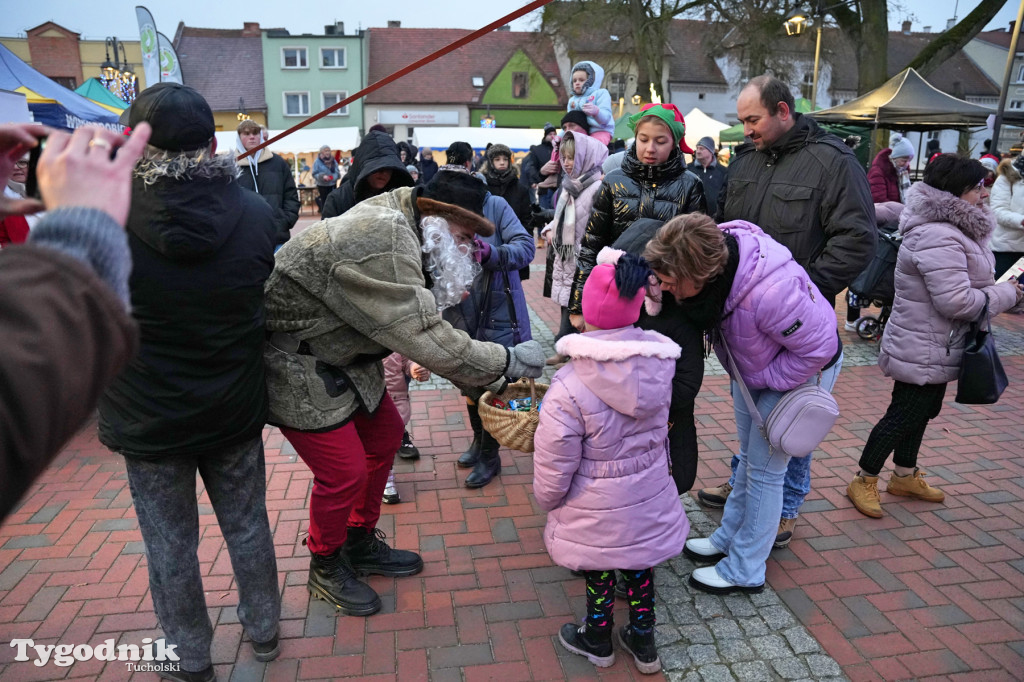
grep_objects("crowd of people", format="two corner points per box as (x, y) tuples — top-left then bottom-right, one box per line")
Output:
(2, 64), (1023, 680)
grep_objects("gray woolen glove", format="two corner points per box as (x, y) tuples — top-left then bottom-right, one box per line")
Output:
(506, 340), (545, 379)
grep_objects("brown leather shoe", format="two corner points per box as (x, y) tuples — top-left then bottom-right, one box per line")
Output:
(848, 474), (883, 518)
(887, 469), (944, 503)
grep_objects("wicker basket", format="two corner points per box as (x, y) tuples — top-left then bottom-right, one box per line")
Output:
(478, 378), (549, 453)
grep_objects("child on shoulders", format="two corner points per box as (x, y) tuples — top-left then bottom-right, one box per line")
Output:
(567, 60), (614, 146)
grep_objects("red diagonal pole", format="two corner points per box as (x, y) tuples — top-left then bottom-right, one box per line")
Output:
(238, 0), (553, 160)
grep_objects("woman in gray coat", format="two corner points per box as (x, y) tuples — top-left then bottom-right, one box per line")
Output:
(848, 155), (1024, 518)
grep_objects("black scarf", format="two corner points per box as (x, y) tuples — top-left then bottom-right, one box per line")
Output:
(673, 234), (740, 354)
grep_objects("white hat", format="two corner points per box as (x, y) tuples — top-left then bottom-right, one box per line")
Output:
(890, 136), (914, 160)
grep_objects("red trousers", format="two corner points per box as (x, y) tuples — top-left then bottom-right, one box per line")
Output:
(281, 394), (403, 555)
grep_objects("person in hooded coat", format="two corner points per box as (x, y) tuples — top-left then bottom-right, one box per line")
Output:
(541, 132), (607, 354)
(322, 131), (414, 219)
(566, 60), (614, 146)
(235, 119), (300, 246)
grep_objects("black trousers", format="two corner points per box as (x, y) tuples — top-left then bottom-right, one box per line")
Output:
(859, 380), (947, 476)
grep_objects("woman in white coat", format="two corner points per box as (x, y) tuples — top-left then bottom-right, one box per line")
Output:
(989, 156), (1024, 278)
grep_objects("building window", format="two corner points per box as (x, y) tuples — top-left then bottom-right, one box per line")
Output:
(607, 72), (628, 100)
(1017, 64), (1024, 82)
(698, 92), (706, 100)
(1011, 99), (1024, 110)
(927, 130), (940, 140)
(472, 76), (485, 88)
(282, 47), (308, 69)
(283, 91), (310, 116)
(52, 76), (77, 89)
(800, 72), (814, 101)
(512, 72), (529, 98)
(320, 47), (346, 69)
(322, 91), (349, 116)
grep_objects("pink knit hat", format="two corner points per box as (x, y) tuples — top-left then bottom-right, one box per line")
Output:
(582, 249), (648, 330)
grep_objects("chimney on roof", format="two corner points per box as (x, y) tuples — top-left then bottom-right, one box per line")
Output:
(387, 20), (401, 28)
(497, 25), (511, 31)
(1011, 20), (1018, 34)
(923, 26), (931, 33)
(242, 22), (260, 37)
(946, 18), (956, 30)
(324, 21), (344, 35)
(902, 20), (912, 35)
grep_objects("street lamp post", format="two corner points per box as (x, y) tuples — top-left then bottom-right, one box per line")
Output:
(101, 37), (137, 103)
(784, 1), (856, 110)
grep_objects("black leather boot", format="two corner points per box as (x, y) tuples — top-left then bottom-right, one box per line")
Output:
(465, 430), (501, 488)
(457, 402), (483, 468)
(308, 548), (381, 616)
(343, 526), (423, 577)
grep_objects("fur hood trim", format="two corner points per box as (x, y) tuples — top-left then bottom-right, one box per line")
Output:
(596, 246), (624, 265)
(556, 329), (680, 361)
(901, 181), (995, 243)
(134, 149), (239, 187)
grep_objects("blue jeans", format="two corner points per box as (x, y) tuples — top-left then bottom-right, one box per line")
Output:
(726, 353), (843, 519)
(710, 354), (842, 587)
(123, 436), (280, 672)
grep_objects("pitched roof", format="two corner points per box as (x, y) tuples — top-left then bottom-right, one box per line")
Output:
(974, 29), (1024, 54)
(825, 31), (998, 97)
(365, 28), (565, 105)
(667, 20), (726, 85)
(174, 24), (266, 112)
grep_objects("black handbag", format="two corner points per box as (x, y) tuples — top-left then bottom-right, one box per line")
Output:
(955, 294), (1008, 405)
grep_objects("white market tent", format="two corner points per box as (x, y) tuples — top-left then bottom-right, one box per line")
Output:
(413, 127), (548, 153)
(216, 126), (362, 155)
(682, 108), (730, 152)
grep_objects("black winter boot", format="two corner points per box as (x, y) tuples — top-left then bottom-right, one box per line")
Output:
(457, 403), (483, 468)
(617, 624), (661, 674)
(558, 622), (614, 667)
(343, 526), (423, 577)
(308, 548), (381, 616)
(464, 430), (501, 488)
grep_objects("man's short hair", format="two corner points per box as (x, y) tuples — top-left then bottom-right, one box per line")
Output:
(238, 120), (261, 134)
(747, 75), (795, 117)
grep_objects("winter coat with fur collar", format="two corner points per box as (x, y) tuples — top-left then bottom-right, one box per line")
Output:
(532, 326), (688, 571)
(262, 186), (510, 432)
(879, 182), (1019, 384)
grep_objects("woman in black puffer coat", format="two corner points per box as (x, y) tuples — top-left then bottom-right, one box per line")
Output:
(568, 104), (706, 316)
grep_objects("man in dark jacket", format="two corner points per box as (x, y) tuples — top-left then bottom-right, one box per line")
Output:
(98, 83), (281, 681)
(418, 147), (439, 184)
(236, 119), (300, 246)
(688, 136), (727, 211)
(322, 131), (414, 218)
(705, 75), (874, 548)
(520, 124), (559, 209)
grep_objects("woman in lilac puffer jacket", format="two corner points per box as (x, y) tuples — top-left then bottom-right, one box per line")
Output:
(848, 154), (1024, 519)
(644, 214), (841, 596)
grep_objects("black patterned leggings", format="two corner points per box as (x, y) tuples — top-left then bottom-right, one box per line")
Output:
(583, 568), (655, 634)
(859, 380), (947, 476)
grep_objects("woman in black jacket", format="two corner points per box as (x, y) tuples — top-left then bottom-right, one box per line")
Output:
(568, 104), (706, 320)
(322, 132), (414, 219)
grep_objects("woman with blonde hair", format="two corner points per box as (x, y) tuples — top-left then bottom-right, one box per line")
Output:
(645, 213), (841, 594)
(989, 156), (1024, 278)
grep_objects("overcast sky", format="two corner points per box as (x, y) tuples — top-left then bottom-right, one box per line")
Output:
(1, 1), (1018, 43)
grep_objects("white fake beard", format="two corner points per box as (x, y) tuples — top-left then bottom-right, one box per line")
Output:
(421, 215), (482, 311)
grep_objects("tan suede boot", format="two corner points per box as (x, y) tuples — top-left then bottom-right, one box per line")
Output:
(887, 469), (945, 503)
(847, 475), (883, 518)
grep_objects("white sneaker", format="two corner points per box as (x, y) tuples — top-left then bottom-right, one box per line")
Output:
(683, 537), (726, 562)
(689, 566), (763, 595)
(382, 472), (400, 505)
(843, 320), (859, 332)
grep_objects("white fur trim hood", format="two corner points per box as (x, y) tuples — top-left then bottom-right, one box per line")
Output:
(555, 329), (680, 361)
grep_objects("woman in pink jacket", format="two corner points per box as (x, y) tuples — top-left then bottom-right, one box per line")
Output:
(533, 250), (686, 675)
(848, 154), (1024, 518)
(645, 214), (841, 595)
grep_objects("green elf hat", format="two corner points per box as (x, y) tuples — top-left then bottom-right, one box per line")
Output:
(627, 103), (694, 154)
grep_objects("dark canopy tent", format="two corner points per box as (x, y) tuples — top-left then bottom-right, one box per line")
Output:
(810, 68), (1024, 130)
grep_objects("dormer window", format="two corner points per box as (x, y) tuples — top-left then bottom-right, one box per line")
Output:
(472, 76), (485, 88)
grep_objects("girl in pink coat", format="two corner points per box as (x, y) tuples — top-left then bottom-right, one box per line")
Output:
(533, 249), (687, 675)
